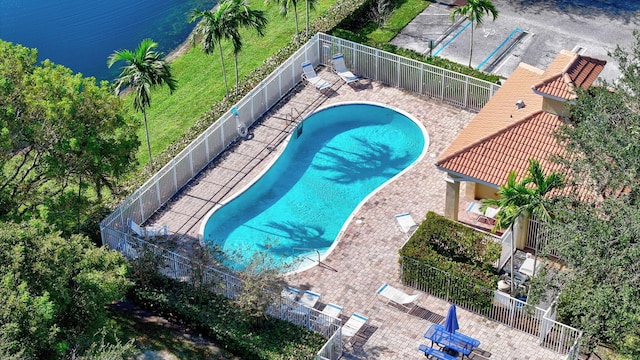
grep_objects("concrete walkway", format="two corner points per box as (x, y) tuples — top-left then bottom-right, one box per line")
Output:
(148, 68), (565, 359)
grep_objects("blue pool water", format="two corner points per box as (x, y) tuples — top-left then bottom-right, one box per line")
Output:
(201, 103), (427, 271)
(0, 0), (215, 81)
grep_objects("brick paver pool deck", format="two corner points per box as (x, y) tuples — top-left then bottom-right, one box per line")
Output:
(148, 68), (564, 360)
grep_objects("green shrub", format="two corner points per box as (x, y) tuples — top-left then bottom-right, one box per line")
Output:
(400, 211), (500, 310)
(128, 274), (326, 359)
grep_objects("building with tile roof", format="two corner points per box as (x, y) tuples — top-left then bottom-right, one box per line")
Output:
(435, 50), (606, 242)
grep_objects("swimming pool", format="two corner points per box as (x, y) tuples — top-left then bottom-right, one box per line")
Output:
(199, 102), (428, 271)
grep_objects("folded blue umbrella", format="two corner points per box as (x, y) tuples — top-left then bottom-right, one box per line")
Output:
(444, 304), (459, 334)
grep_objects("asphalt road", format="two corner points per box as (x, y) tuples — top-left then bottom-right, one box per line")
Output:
(391, 0), (640, 81)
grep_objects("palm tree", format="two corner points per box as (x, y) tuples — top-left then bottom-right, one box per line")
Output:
(190, 3), (237, 96)
(481, 159), (563, 294)
(108, 38), (177, 165)
(304, 0), (317, 36)
(227, 0), (268, 93)
(450, 0), (498, 68)
(266, 0), (301, 34)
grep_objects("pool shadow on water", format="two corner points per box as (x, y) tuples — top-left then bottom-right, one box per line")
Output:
(313, 137), (413, 185)
(259, 221), (330, 256)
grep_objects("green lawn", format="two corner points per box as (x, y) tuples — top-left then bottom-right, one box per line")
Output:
(367, 0), (429, 43)
(123, 0), (335, 166)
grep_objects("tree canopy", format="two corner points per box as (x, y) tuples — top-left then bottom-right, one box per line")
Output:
(541, 31), (640, 353)
(0, 221), (132, 358)
(0, 40), (140, 236)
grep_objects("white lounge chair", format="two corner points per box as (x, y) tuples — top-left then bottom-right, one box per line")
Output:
(518, 256), (544, 277)
(281, 287), (300, 301)
(128, 218), (168, 237)
(466, 202), (499, 224)
(322, 303), (343, 318)
(342, 312), (368, 338)
(301, 61), (331, 90)
(376, 283), (422, 312)
(331, 53), (359, 84)
(395, 213), (418, 233)
(299, 290), (321, 309)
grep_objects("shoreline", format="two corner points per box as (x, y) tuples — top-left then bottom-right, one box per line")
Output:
(166, 35), (194, 63)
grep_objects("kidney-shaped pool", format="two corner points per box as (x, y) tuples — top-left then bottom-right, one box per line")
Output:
(199, 102), (428, 271)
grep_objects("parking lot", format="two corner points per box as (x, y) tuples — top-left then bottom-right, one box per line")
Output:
(391, 0), (640, 81)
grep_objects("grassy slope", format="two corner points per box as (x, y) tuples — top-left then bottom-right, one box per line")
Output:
(367, 0), (429, 43)
(127, 0), (334, 166)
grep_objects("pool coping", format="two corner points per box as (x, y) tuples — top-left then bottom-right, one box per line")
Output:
(197, 101), (431, 275)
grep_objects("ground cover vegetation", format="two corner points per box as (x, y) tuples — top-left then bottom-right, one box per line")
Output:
(400, 211), (500, 310)
(128, 253), (326, 359)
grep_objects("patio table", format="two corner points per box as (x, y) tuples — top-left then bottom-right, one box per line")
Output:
(424, 323), (480, 358)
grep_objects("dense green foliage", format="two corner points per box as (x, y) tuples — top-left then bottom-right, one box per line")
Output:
(482, 159), (563, 232)
(0, 221), (132, 358)
(0, 40), (138, 358)
(399, 211), (500, 309)
(129, 273), (326, 359)
(0, 40), (140, 237)
(541, 31), (640, 353)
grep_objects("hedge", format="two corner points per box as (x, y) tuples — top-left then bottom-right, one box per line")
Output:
(129, 275), (326, 360)
(399, 211), (500, 310)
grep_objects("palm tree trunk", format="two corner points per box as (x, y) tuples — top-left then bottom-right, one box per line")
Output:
(468, 22), (474, 68)
(218, 43), (229, 95)
(234, 55), (239, 96)
(143, 108), (153, 164)
(510, 222), (515, 296)
(294, 4), (299, 34)
(305, 0), (310, 36)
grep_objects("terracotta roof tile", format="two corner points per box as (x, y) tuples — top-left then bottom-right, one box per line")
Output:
(532, 52), (606, 100)
(438, 62), (545, 162)
(437, 50), (606, 187)
(438, 112), (565, 185)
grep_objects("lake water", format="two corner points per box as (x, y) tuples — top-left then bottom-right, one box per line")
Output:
(0, 0), (215, 81)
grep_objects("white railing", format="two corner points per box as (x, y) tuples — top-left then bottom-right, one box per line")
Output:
(316, 33), (500, 112)
(100, 34), (323, 235)
(400, 257), (582, 358)
(102, 226), (343, 359)
(527, 218), (563, 259)
(100, 32), (500, 242)
(101, 32), (503, 360)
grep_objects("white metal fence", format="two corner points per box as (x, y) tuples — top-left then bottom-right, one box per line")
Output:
(101, 32), (503, 360)
(100, 32), (500, 247)
(103, 229), (344, 359)
(317, 33), (500, 112)
(400, 257), (582, 358)
(527, 218), (563, 259)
